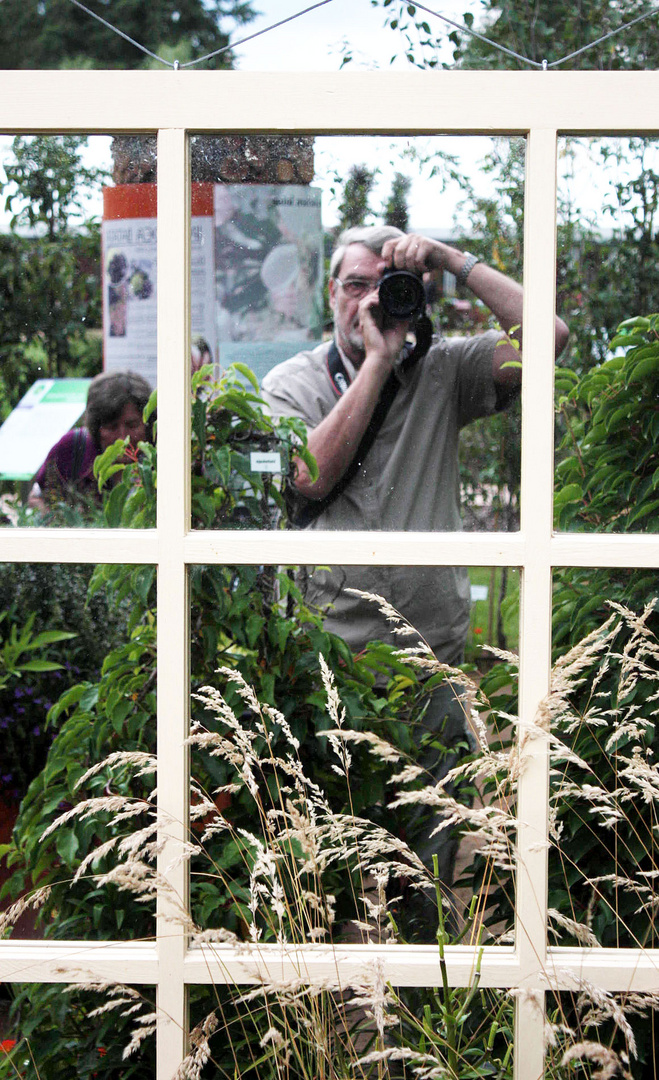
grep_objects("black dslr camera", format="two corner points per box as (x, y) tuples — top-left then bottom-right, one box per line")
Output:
(378, 268), (426, 320)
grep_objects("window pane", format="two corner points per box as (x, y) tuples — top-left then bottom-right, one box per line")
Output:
(554, 136), (659, 535)
(0, 562), (156, 944)
(189, 134), (524, 534)
(0, 982), (155, 1076)
(547, 991), (656, 1078)
(188, 563), (518, 947)
(187, 981), (514, 1079)
(551, 569), (659, 949)
(0, 134), (156, 529)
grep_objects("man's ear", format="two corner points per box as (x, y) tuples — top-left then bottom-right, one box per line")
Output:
(328, 276), (337, 314)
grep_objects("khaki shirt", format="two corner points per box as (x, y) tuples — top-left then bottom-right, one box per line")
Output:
(261, 332), (501, 663)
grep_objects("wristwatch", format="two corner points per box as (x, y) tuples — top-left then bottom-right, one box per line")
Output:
(456, 253), (480, 288)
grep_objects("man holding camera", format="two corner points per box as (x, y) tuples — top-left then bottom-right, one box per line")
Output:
(261, 224), (568, 880)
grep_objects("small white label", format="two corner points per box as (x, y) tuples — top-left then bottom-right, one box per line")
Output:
(251, 451), (282, 474)
(470, 584), (489, 602)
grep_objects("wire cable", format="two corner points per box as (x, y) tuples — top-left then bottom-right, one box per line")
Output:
(179, 0), (335, 68)
(65, 0), (659, 73)
(67, 0), (174, 67)
(547, 6), (659, 67)
(410, 1), (543, 68)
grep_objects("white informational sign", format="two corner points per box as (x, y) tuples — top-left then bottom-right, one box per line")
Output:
(214, 185), (324, 382)
(0, 379), (91, 481)
(102, 184), (217, 387)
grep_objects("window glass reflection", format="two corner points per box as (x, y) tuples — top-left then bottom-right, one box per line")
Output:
(0, 562), (156, 944)
(188, 563), (518, 947)
(551, 570), (659, 951)
(555, 136), (659, 534)
(190, 135), (539, 533)
(0, 133), (159, 529)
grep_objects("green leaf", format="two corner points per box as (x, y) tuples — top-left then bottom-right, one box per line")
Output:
(629, 355), (659, 382)
(617, 316), (651, 330)
(627, 498), (659, 527)
(554, 482), (583, 505)
(609, 331), (648, 349)
(55, 828), (79, 864)
(18, 659), (62, 672)
(143, 387), (157, 424)
(245, 613), (265, 648)
(230, 361), (260, 392)
(295, 444), (319, 483)
(104, 480), (129, 528)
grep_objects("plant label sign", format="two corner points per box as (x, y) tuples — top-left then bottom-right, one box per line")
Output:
(250, 452), (281, 474)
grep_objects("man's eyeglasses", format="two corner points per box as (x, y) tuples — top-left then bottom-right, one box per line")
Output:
(334, 277), (380, 300)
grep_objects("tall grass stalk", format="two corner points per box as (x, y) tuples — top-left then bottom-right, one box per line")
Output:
(3, 600), (659, 1078)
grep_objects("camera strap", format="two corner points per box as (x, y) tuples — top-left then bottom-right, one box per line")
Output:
(293, 331), (426, 528)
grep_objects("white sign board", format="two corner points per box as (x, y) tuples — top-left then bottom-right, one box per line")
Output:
(0, 379), (90, 481)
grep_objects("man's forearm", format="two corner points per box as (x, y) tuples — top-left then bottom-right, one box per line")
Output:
(295, 358), (389, 500)
(437, 242), (569, 359)
(441, 247), (523, 338)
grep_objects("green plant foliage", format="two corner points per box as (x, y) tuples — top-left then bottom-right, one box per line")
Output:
(0, 562), (132, 799)
(382, 171), (412, 232)
(465, 318), (659, 1071)
(554, 313), (659, 539)
(0, 136), (106, 417)
(372, 0), (659, 71)
(0, 365), (442, 1078)
(335, 164), (379, 233)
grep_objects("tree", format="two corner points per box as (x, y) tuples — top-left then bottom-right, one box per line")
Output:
(0, 0), (256, 70)
(0, 136), (106, 402)
(372, 0), (659, 71)
(336, 164), (378, 233)
(383, 171), (412, 232)
(453, 0), (659, 70)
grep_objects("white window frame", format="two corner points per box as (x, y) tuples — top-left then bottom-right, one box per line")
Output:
(1, 69), (659, 1080)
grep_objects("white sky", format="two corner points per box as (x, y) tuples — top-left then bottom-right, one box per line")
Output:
(230, 0), (476, 71)
(0, 1), (653, 234)
(230, 0), (489, 229)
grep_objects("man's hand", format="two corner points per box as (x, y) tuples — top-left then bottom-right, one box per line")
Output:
(359, 289), (410, 373)
(381, 232), (445, 277)
(383, 232), (569, 378)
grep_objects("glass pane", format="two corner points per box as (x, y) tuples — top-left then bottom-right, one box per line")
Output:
(188, 981), (514, 1079)
(550, 568), (659, 950)
(188, 563), (518, 947)
(190, 134), (524, 532)
(0, 562), (156, 943)
(0, 982), (155, 1076)
(547, 991), (656, 1078)
(0, 134), (157, 529)
(554, 136), (659, 535)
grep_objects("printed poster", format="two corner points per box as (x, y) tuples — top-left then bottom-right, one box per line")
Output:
(214, 184), (324, 382)
(102, 184), (216, 387)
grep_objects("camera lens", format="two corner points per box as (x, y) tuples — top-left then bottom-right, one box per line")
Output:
(378, 269), (425, 319)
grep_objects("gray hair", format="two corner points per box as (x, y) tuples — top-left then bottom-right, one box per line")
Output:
(85, 370), (153, 450)
(329, 224), (405, 279)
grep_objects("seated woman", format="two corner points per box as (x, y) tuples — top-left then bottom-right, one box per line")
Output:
(29, 370), (153, 509)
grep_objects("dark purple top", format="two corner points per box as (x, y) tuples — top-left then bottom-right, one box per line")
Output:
(33, 428), (99, 498)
